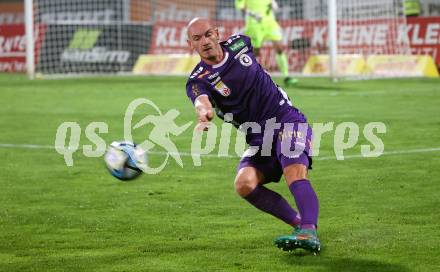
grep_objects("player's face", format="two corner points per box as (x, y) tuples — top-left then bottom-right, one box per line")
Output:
(187, 21), (222, 64)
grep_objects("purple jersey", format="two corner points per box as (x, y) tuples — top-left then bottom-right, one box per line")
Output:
(186, 34), (306, 136)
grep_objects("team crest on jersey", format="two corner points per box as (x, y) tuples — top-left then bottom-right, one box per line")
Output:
(214, 81), (231, 97)
(191, 83), (201, 97)
(239, 54), (253, 67)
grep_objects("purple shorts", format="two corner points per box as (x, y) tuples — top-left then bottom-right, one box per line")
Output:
(237, 122), (313, 183)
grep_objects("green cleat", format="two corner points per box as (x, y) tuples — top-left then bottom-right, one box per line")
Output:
(274, 228), (321, 254)
(274, 226), (301, 252)
(284, 77), (298, 87)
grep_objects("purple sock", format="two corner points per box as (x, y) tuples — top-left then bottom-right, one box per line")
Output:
(244, 185), (301, 226)
(289, 179), (319, 229)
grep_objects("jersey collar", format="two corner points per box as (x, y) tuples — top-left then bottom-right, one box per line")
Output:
(212, 51), (229, 69)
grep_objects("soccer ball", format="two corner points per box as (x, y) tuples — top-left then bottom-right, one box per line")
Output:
(104, 141), (147, 181)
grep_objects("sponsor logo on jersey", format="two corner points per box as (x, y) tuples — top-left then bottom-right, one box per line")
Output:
(211, 76), (221, 85)
(239, 54), (253, 67)
(229, 39), (245, 52)
(214, 80), (231, 97)
(208, 72), (219, 80)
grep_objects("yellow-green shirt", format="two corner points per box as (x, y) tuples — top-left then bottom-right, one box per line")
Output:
(235, 0), (274, 18)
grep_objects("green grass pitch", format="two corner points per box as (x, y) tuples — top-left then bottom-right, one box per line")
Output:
(0, 74), (439, 271)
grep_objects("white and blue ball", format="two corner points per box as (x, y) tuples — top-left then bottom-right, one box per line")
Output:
(104, 141), (147, 181)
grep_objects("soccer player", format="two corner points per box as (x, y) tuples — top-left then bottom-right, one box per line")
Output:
(235, 0), (298, 87)
(185, 18), (320, 253)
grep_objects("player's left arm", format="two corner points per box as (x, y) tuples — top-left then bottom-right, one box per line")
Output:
(235, 0), (246, 11)
(236, 0), (264, 22)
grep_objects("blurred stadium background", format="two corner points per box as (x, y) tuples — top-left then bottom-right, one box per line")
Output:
(1, 0), (440, 78)
(1, 0), (440, 271)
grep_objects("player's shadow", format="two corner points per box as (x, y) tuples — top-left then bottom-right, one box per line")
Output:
(281, 254), (409, 272)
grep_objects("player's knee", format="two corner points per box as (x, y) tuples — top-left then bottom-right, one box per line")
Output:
(234, 176), (258, 197)
(283, 164), (308, 185)
(234, 168), (261, 197)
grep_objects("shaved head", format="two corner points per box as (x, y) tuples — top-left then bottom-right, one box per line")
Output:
(187, 18), (212, 38)
(186, 17), (224, 65)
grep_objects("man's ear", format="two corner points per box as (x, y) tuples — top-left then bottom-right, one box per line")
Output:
(214, 28), (220, 41)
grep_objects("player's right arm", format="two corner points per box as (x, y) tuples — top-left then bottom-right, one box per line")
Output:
(186, 80), (214, 131)
(194, 95), (214, 131)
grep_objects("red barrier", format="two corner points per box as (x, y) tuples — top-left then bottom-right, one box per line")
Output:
(406, 17), (440, 69)
(0, 24), (26, 72)
(0, 24), (45, 72)
(0, 16), (438, 73)
(150, 18), (440, 72)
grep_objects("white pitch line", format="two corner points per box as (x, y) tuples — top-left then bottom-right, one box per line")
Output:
(295, 88), (434, 97)
(0, 143), (235, 159)
(314, 147), (440, 161)
(0, 143), (55, 149)
(0, 143), (439, 161)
